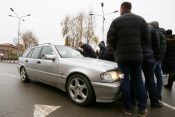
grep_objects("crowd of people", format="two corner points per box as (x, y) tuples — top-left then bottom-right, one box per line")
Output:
(77, 1), (175, 117)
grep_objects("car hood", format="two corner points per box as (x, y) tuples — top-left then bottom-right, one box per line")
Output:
(60, 57), (118, 72)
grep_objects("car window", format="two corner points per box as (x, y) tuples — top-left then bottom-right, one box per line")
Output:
(40, 46), (54, 59)
(55, 45), (83, 58)
(21, 48), (32, 58)
(27, 49), (34, 58)
(31, 47), (42, 59)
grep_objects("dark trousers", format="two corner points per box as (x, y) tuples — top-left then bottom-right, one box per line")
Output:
(118, 62), (147, 111)
(142, 61), (160, 105)
(167, 73), (175, 88)
(154, 62), (163, 98)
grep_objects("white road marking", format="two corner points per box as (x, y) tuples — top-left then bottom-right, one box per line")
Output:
(160, 101), (175, 111)
(0, 73), (61, 116)
(0, 72), (19, 78)
(33, 104), (61, 117)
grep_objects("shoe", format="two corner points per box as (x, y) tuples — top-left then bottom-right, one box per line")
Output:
(138, 109), (148, 117)
(122, 107), (133, 115)
(151, 102), (163, 108)
(164, 85), (172, 90)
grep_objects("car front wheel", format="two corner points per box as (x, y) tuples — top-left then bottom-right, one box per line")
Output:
(67, 74), (94, 106)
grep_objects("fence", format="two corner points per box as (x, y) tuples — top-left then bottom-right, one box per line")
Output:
(0, 57), (18, 64)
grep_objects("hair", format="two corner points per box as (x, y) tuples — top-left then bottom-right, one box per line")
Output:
(149, 21), (159, 28)
(166, 29), (172, 36)
(79, 42), (83, 45)
(121, 2), (132, 11)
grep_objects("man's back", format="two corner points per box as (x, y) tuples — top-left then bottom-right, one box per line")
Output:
(83, 44), (97, 58)
(156, 28), (167, 62)
(164, 36), (175, 65)
(107, 2), (148, 116)
(107, 13), (148, 63)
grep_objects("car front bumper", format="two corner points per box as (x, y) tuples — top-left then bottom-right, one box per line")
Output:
(91, 81), (121, 103)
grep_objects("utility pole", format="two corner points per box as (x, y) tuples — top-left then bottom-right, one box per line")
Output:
(89, 3), (118, 41)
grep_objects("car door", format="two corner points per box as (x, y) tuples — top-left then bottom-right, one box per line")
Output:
(20, 48), (32, 69)
(28, 46), (43, 80)
(37, 46), (59, 85)
(22, 48), (34, 79)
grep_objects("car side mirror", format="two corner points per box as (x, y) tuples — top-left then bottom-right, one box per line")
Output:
(43, 54), (55, 61)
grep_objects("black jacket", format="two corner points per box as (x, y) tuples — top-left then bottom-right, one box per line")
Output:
(107, 13), (149, 63)
(143, 25), (160, 64)
(82, 44), (97, 58)
(156, 28), (167, 62)
(98, 41), (114, 61)
(149, 22), (167, 62)
(162, 36), (175, 73)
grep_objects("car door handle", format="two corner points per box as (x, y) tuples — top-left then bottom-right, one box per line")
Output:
(25, 60), (28, 62)
(36, 61), (41, 64)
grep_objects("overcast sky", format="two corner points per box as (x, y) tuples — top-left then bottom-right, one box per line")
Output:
(0, 0), (175, 45)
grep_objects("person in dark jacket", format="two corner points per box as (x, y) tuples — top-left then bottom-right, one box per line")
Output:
(142, 24), (162, 108)
(78, 42), (97, 58)
(98, 41), (114, 61)
(98, 41), (106, 59)
(149, 21), (166, 100)
(163, 29), (175, 90)
(158, 28), (167, 62)
(107, 2), (148, 116)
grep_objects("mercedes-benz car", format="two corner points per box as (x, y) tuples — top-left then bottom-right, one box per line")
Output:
(18, 43), (123, 106)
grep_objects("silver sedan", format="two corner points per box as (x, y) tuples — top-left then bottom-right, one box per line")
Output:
(18, 44), (123, 106)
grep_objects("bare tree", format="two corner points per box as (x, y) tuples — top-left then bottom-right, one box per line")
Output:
(61, 16), (71, 46)
(61, 10), (98, 48)
(21, 31), (38, 49)
(90, 35), (99, 45)
(61, 12), (84, 48)
(83, 10), (96, 43)
(72, 12), (84, 48)
(61, 16), (70, 39)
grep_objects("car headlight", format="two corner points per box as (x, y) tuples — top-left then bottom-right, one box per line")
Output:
(100, 71), (124, 83)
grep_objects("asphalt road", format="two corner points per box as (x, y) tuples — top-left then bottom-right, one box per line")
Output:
(0, 63), (175, 117)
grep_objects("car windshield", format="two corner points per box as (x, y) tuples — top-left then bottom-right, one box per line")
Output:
(55, 45), (84, 58)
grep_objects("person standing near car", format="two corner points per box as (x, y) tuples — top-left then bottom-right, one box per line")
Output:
(149, 21), (166, 100)
(163, 29), (175, 90)
(79, 42), (97, 58)
(98, 41), (114, 61)
(107, 2), (148, 116)
(142, 23), (162, 108)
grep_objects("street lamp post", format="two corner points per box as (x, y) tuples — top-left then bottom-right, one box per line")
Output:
(9, 8), (31, 45)
(89, 2), (118, 41)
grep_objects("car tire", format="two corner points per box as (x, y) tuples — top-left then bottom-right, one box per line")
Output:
(67, 74), (94, 106)
(20, 67), (30, 82)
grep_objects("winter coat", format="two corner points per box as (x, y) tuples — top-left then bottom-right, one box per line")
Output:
(162, 35), (175, 73)
(149, 22), (167, 62)
(98, 41), (114, 62)
(143, 25), (160, 64)
(82, 44), (97, 58)
(156, 28), (167, 62)
(107, 13), (149, 63)
(98, 41), (106, 59)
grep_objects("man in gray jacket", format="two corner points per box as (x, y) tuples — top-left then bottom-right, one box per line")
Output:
(107, 2), (148, 116)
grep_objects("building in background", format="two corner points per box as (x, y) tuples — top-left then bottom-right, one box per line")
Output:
(0, 43), (24, 58)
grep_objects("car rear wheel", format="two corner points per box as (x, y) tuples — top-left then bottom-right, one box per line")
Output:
(67, 74), (94, 106)
(20, 67), (30, 82)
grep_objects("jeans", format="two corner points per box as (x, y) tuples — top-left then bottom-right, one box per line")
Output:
(142, 61), (159, 105)
(154, 62), (163, 98)
(118, 62), (147, 111)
